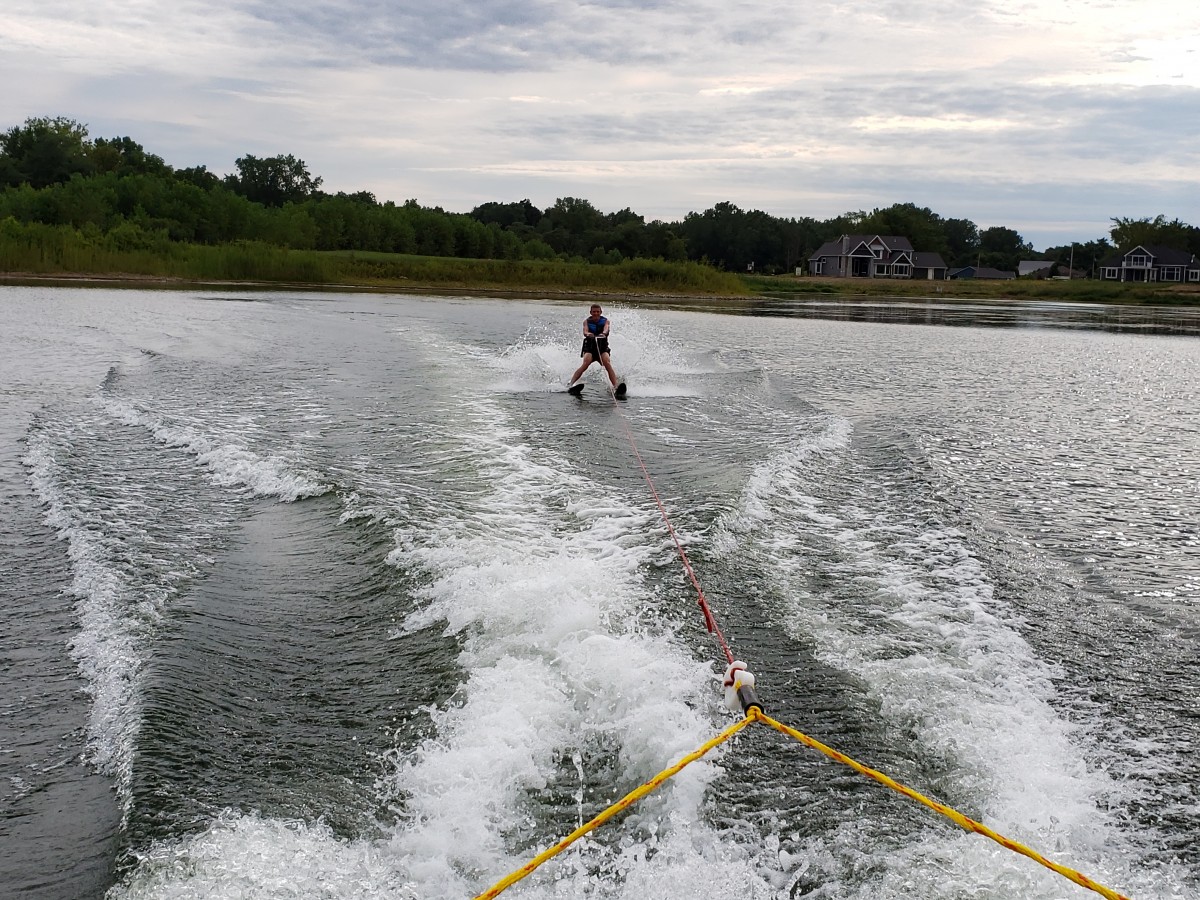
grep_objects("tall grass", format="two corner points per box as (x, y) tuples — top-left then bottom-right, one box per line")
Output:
(0, 219), (335, 283)
(0, 218), (746, 295)
(329, 251), (747, 294)
(181, 244), (335, 282)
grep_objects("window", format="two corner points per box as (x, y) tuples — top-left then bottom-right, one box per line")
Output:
(874, 264), (887, 276)
(1102, 268), (1118, 279)
(1162, 266), (1182, 282)
(893, 265), (910, 277)
(1189, 269), (1199, 283)
(1128, 254), (1149, 266)
(813, 259), (824, 275)
(873, 246), (883, 258)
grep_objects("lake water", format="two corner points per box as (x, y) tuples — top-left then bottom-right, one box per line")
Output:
(1, 286), (1196, 899)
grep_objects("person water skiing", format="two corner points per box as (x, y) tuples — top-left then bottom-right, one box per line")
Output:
(568, 304), (622, 394)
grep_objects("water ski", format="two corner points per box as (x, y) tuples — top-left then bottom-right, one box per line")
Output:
(614, 380), (627, 399)
(567, 381), (585, 396)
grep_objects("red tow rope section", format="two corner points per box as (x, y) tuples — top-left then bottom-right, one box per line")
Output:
(609, 388), (735, 665)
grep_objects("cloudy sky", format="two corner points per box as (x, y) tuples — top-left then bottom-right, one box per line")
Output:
(3, 0), (1197, 249)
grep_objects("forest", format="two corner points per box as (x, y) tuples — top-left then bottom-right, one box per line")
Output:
(2, 116), (1198, 278)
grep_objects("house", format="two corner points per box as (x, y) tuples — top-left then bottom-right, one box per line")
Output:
(808, 234), (947, 280)
(1098, 245), (1200, 283)
(949, 266), (1015, 280)
(1019, 260), (1053, 277)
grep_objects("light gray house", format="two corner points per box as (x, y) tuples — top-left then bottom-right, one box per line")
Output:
(1098, 244), (1200, 283)
(808, 234), (947, 280)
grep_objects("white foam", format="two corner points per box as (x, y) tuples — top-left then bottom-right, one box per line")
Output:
(711, 416), (1168, 895)
(24, 430), (148, 816)
(98, 397), (328, 501)
(487, 308), (712, 397)
(112, 813), (417, 900)
(106, 393), (777, 899)
(22, 395), (329, 823)
(379, 396), (764, 898)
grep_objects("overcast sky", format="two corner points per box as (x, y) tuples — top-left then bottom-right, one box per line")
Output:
(3, 0), (1197, 249)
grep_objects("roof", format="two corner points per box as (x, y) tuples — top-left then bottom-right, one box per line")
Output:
(810, 240), (842, 260)
(842, 234), (914, 253)
(1099, 244), (1198, 267)
(950, 266), (1015, 279)
(913, 252), (947, 268)
(808, 234), (917, 262)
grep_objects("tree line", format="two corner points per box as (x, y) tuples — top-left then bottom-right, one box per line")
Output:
(3, 116), (1198, 276)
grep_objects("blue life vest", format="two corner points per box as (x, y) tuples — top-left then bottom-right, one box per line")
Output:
(586, 316), (608, 336)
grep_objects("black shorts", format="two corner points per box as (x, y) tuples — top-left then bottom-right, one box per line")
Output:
(581, 336), (610, 358)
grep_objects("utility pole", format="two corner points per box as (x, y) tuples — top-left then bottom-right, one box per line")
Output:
(1069, 243), (1075, 280)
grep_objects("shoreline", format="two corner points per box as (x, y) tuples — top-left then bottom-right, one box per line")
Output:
(3, 270), (1199, 308)
(0, 271), (768, 310)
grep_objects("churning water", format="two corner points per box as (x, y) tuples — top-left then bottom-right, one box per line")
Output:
(1, 287), (1196, 899)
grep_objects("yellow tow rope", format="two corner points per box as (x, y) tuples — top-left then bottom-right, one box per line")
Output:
(474, 715), (756, 900)
(752, 709), (1132, 900)
(474, 707), (1132, 900)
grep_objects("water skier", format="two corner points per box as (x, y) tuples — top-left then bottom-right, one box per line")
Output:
(568, 304), (621, 393)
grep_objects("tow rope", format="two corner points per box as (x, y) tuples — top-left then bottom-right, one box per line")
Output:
(609, 382), (734, 664)
(475, 707), (1131, 900)
(472, 374), (1132, 900)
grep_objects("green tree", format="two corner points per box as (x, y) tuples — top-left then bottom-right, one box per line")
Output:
(1110, 215), (1197, 253)
(858, 203), (949, 256)
(90, 136), (169, 177)
(470, 199), (542, 228)
(544, 197), (603, 235)
(522, 238), (557, 260)
(943, 217), (980, 267)
(262, 203), (318, 249)
(378, 202), (418, 253)
(977, 226), (1031, 273)
(413, 208), (455, 256)
(224, 154), (322, 207)
(679, 202), (750, 269)
(0, 116), (94, 188)
(678, 202), (791, 271)
(644, 221), (687, 262)
(175, 165), (221, 190)
(606, 208), (648, 260)
(543, 197), (605, 256)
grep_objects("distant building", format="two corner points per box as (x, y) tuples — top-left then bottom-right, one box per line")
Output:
(949, 266), (1016, 280)
(912, 252), (948, 281)
(1098, 244), (1200, 283)
(808, 235), (947, 280)
(1018, 260), (1053, 277)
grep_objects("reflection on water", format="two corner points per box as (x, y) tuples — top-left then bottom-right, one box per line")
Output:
(747, 296), (1200, 334)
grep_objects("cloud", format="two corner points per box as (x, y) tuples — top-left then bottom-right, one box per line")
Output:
(1, 0), (1198, 249)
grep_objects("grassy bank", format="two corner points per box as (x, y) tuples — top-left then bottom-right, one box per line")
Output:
(327, 250), (748, 295)
(3, 220), (1198, 304)
(745, 273), (1200, 305)
(0, 221), (748, 296)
